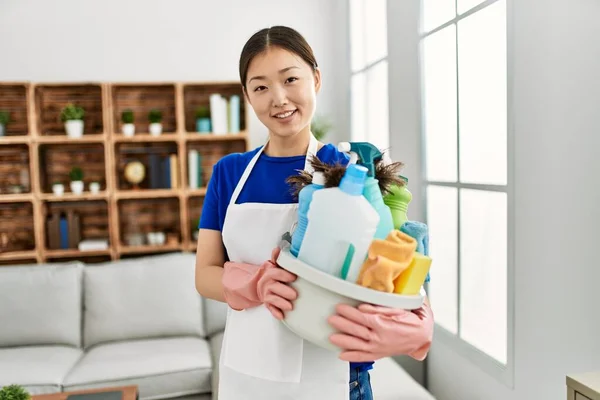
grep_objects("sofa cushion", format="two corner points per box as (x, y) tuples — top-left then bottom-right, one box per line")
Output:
(208, 332), (224, 400)
(63, 337), (212, 400)
(0, 345), (82, 394)
(370, 357), (436, 399)
(203, 298), (227, 337)
(83, 253), (203, 348)
(0, 262), (83, 348)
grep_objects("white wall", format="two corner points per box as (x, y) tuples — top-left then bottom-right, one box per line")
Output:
(387, 0), (600, 399)
(0, 0), (348, 147)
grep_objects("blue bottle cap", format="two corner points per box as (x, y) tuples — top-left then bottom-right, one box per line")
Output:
(339, 164), (367, 195)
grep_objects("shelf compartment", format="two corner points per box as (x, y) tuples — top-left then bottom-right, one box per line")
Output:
(183, 83), (246, 134)
(115, 142), (179, 190)
(35, 84), (104, 136)
(187, 195), (204, 245)
(118, 197), (180, 248)
(0, 84), (29, 136)
(111, 84), (177, 135)
(119, 243), (182, 255)
(0, 202), (35, 253)
(0, 144), (31, 195)
(39, 143), (106, 193)
(185, 139), (246, 187)
(43, 200), (110, 251)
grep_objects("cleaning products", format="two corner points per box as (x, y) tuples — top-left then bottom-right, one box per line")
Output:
(290, 171), (325, 257)
(338, 142), (394, 240)
(393, 253), (432, 295)
(297, 164), (380, 282)
(356, 230), (417, 293)
(384, 176), (412, 230)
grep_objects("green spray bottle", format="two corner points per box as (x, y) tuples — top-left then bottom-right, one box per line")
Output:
(338, 142), (394, 240)
(383, 175), (412, 230)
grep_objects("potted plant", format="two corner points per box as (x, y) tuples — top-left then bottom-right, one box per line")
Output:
(69, 166), (84, 194)
(148, 109), (162, 136)
(195, 106), (211, 133)
(310, 115), (333, 141)
(0, 384), (30, 400)
(52, 181), (65, 196)
(121, 109), (135, 137)
(0, 110), (10, 137)
(89, 181), (100, 194)
(60, 103), (85, 138)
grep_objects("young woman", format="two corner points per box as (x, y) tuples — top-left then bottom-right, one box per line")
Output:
(195, 25), (434, 400)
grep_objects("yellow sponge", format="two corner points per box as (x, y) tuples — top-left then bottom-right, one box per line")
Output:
(393, 252), (432, 295)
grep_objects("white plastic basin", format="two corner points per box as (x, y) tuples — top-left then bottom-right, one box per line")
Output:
(276, 246), (424, 352)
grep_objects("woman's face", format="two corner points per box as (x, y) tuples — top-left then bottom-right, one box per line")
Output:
(244, 46), (321, 139)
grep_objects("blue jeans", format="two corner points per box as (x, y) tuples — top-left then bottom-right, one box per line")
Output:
(349, 367), (373, 400)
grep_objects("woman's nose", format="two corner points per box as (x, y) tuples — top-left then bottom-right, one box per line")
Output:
(270, 85), (288, 107)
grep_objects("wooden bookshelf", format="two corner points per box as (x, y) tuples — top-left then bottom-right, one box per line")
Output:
(0, 81), (249, 263)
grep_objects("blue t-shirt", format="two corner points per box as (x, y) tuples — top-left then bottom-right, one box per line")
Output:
(199, 143), (374, 371)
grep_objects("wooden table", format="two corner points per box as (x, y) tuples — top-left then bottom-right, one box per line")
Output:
(32, 386), (138, 400)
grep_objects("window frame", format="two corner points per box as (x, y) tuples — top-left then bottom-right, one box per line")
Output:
(348, 0), (390, 149)
(419, 0), (515, 387)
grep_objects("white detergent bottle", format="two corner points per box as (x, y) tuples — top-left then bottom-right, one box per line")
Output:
(297, 164), (380, 283)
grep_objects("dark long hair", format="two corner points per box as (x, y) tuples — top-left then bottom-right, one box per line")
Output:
(239, 26), (318, 90)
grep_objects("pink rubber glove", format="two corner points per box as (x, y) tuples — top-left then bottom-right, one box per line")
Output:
(328, 301), (434, 362)
(222, 247), (298, 320)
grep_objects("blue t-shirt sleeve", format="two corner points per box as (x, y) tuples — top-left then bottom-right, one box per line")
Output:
(198, 162), (221, 231)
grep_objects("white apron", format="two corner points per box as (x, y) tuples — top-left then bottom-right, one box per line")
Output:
(218, 134), (350, 400)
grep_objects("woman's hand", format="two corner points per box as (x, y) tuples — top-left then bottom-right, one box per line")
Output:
(222, 247), (298, 320)
(257, 247), (298, 320)
(327, 300), (434, 362)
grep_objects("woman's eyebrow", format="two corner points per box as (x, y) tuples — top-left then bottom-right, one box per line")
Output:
(249, 66), (300, 83)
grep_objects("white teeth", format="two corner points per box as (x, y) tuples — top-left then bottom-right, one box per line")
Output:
(275, 110), (294, 118)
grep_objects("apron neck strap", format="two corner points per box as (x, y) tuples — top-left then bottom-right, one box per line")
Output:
(229, 134), (319, 206)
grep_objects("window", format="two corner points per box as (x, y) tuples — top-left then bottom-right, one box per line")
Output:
(349, 0), (389, 150)
(420, 0), (511, 372)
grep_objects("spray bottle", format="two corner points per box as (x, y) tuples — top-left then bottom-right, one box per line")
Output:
(290, 171), (326, 257)
(338, 142), (394, 240)
(383, 175), (412, 230)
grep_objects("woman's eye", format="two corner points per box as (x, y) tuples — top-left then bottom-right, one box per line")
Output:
(286, 77), (298, 84)
(254, 86), (267, 92)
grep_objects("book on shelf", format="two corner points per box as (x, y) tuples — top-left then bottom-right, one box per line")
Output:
(148, 154), (179, 189)
(209, 93), (241, 134)
(187, 149), (204, 189)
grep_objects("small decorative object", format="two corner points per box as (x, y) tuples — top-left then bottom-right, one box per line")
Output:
(195, 106), (211, 133)
(121, 109), (135, 137)
(124, 161), (145, 190)
(0, 384), (31, 400)
(125, 233), (145, 246)
(69, 166), (84, 194)
(310, 114), (333, 141)
(0, 110), (10, 137)
(147, 231), (166, 246)
(8, 185), (23, 194)
(89, 181), (100, 193)
(60, 103), (85, 138)
(52, 182), (65, 196)
(148, 109), (163, 136)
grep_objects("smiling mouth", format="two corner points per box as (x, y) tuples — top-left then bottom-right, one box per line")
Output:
(273, 110), (297, 119)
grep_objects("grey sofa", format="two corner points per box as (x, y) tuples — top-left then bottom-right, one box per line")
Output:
(0, 252), (434, 400)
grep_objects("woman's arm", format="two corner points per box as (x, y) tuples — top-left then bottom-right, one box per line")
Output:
(195, 228), (226, 302)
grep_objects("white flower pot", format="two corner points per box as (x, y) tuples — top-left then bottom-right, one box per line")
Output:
(89, 182), (100, 194)
(65, 120), (84, 138)
(70, 180), (84, 194)
(149, 123), (163, 136)
(122, 123), (135, 137)
(52, 184), (64, 196)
